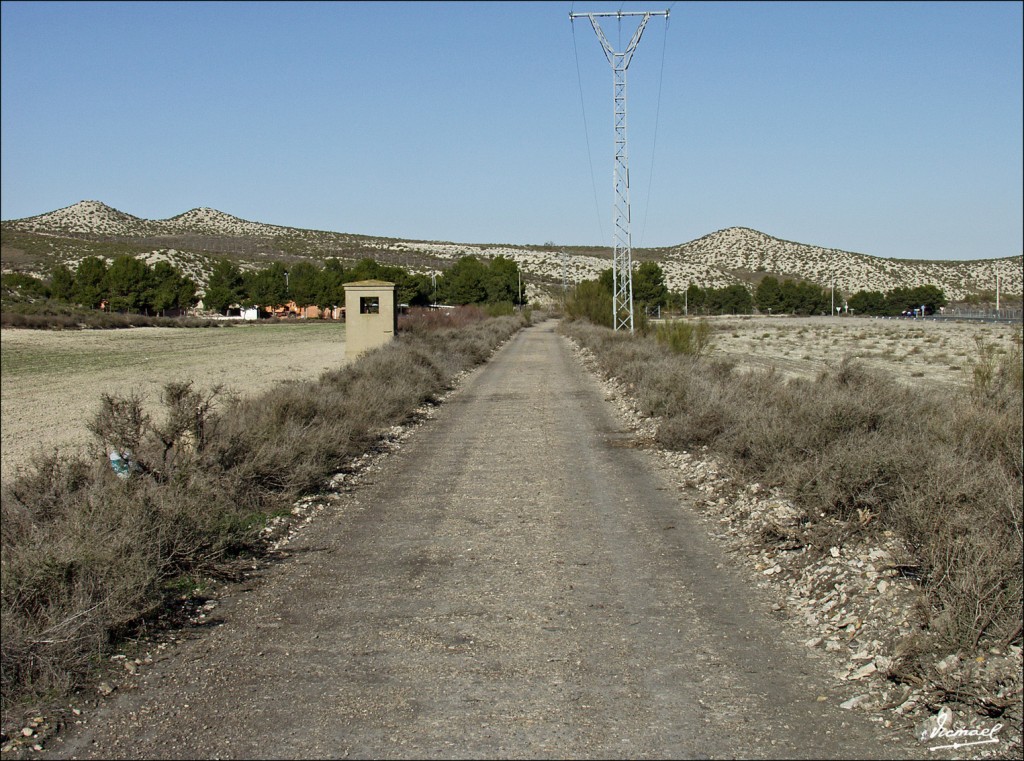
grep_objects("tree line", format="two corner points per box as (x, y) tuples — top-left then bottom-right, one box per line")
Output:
(3, 254), (525, 317)
(846, 285), (948, 316)
(566, 263), (949, 323)
(201, 258), (432, 314)
(2, 256), (199, 315)
(202, 254), (525, 314)
(567, 263), (763, 324)
(7, 253), (947, 319)
(679, 276), (834, 316)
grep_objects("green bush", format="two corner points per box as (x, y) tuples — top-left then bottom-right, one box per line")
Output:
(564, 280), (612, 327)
(483, 301), (515, 317)
(654, 319), (714, 356)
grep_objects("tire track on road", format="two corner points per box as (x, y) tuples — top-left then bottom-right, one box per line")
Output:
(46, 320), (917, 759)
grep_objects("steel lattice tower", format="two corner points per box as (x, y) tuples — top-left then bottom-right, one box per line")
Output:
(571, 9), (668, 332)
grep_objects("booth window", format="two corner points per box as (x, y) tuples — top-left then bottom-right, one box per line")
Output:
(360, 296), (380, 314)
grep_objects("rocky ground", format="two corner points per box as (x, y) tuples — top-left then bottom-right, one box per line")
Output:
(706, 315), (1022, 391)
(2, 324), (1020, 759)
(570, 341), (1023, 760)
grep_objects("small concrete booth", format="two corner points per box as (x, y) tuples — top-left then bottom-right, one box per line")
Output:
(344, 280), (397, 360)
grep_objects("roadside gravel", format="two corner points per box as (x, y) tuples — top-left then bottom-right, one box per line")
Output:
(570, 337), (1021, 760)
(30, 320), (935, 759)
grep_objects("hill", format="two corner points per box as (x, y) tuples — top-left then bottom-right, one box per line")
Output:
(664, 227), (1020, 302)
(2, 200), (1020, 301)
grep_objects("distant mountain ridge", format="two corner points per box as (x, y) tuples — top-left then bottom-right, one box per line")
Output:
(667, 227), (1021, 301)
(2, 200), (1021, 301)
(11, 200), (297, 238)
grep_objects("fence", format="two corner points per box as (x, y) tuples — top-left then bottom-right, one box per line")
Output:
(936, 307), (1023, 323)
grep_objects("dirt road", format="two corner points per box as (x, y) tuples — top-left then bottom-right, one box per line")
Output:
(45, 321), (916, 759)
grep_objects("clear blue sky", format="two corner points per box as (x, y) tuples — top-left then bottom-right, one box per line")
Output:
(2, 1), (1021, 260)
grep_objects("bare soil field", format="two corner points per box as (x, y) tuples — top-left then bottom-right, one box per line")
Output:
(0, 322), (346, 482)
(2, 316), (1019, 483)
(701, 315), (1022, 389)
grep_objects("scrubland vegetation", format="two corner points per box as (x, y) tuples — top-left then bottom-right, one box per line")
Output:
(0, 309), (530, 709)
(7, 203), (1022, 304)
(563, 319), (1023, 658)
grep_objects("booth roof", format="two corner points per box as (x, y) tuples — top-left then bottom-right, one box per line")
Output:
(343, 280), (395, 288)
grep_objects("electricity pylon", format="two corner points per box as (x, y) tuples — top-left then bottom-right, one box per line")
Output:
(570, 9), (669, 332)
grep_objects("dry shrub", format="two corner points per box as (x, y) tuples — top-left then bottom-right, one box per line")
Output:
(88, 392), (150, 456)
(632, 358), (692, 418)
(2, 466), (166, 702)
(655, 375), (738, 451)
(967, 334), (1020, 401)
(895, 457), (1022, 648)
(1, 313), (529, 709)
(398, 305), (489, 333)
(0, 310), (226, 330)
(0, 455), (272, 703)
(785, 430), (922, 521)
(948, 398), (1023, 479)
(208, 384), (358, 498)
(156, 382), (223, 454)
(563, 319), (1024, 651)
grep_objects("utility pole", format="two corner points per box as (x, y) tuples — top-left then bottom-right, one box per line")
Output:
(570, 9), (669, 333)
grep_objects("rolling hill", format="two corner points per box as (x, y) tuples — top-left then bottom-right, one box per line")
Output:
(2, 200), (1020, 302)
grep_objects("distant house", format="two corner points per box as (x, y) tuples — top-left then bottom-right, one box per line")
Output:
(264, 301), (343, 320)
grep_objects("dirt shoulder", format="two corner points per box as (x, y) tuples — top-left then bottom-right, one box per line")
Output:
(26, 320), (936, 759)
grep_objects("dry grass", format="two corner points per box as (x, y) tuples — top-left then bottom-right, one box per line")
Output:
(564, 319), (1023, 655)
(0, 309), (225, 330)
(0, 313), (530, 710)
(398, 305), (490, 332)
(690, 315), (1021, 390)
(0, 322), (347, 482)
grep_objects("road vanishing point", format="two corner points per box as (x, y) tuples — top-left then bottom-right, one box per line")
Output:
(45, 321), (917, 760)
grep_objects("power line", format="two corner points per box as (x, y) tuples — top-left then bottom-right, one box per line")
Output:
(569, 8), (670, 333)
(572, 17), (607, 247)
(638, 12), (669, 250)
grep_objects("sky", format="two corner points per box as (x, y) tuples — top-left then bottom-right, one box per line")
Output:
(1, 1), (1021, 261)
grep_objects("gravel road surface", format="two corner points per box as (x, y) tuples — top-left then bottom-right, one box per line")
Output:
(44, 321), (916, 759)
